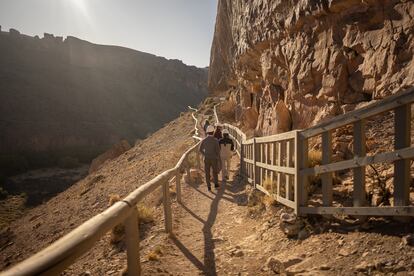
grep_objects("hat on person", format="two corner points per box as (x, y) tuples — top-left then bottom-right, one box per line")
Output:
(206, 125), (215, 134)
(222, 129), (229, 135)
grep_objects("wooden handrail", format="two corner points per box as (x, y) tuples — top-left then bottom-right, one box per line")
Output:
(218, 87), (414, 217)
(4, 87), (414, 275)
(2, 201), (132, 276)
(301, 87), (414, 138)
(1, 140), (201, 276)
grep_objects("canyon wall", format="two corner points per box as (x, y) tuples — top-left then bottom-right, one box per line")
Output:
(209, 0), (414, 136)
(0, 29), (207, 172)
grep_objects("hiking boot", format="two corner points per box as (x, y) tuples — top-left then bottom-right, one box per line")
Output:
(207, 187), (212, 192)
(214, 184), (220, 189)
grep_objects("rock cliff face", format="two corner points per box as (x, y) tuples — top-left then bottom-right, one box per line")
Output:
(209, 0), (414, 135)
(0, 29), (207, 170)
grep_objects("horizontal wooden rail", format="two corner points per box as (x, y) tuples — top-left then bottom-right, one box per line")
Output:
(1, 140), (201, 276)
(256, 162), (295, 175)
(249, 130), (297, 144)
(301, 87), (414, 138)
(1, 202), (133, 276)
(301, 147), (414, 176)
(219, 87), (414, 218)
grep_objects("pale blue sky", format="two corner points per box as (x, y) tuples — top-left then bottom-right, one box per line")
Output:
(0, 0), (218, 67)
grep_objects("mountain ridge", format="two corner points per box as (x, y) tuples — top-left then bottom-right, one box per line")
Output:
(0, 27), (208, 174)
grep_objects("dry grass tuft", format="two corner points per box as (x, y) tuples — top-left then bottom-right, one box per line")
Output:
(147, 245), (163, 261)
(108, 194), (125, 244)
(147, 252), (159, 261)
(108, 194), (121, 206)
(308, 150), (322, 168)
(262, 195), (277, 207)
(262, 177), (276, 193)
(110, 224), (125, 244)
(108, 195), (154, 244)
(137, 204), (154, 223)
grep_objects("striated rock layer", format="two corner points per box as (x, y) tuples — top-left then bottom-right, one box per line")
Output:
(209, 0), (414, 135)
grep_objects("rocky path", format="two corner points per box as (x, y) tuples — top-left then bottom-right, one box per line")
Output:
(142, 151), (414, 276)
(144, 154), (269, 275)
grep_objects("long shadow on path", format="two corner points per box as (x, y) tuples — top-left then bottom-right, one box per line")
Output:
(172, 178), (227, 275)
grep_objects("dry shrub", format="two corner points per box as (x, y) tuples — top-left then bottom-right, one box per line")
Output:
(108, 194), (121, 206)
(308, 150), (322, 167)
(219, 100), (236, 122)
(147, 245), (163, 261)
(307, 150), (322, 194)
(137, 204), (154, 223)
(108, 195), (154, 245)
(108, 194), (125, 244)
(262, 195), (277, 207)
(261, 177), (280, 206)
(147, 251), (159, 261)
(262, 177), (276, 193)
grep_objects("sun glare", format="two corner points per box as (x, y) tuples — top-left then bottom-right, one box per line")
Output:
(69, 0), (89, 16)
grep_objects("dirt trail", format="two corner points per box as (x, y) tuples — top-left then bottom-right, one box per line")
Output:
(142, 152), (414, 276)
(141, 155), (268, 275)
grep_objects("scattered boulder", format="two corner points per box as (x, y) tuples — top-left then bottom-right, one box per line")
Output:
(355, 261), (374, 272)
(228, 246), (244, 257)
(266, 255), (304, 274)
(266, 257), (285, 274)
(279, 212), (305, 238)
(401, 234), (414, 246)
(297, 228), (311, 240)
(338, 247), (357, 257)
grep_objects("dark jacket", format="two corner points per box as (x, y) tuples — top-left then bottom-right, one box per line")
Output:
(219, 136), (234, 158)
(199, 135), (220, 160)
(219, 136), (234, 151)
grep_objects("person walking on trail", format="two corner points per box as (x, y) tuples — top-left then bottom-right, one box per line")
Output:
(214, 123), (223, 140)
(203, 119), (210, 134)
(199, 125), (220, 191)
(219, 129), (234, 181)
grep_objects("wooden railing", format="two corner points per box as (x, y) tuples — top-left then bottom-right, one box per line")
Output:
(1, 119), (203, 275)
(222, 87), (414, 217)
(3, 89), (413, 275)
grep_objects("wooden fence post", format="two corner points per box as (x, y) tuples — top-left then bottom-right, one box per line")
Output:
(286, 140), (294, 201)
(253, 138), (257, 188)
(125, 208), (141, 276)
(175, 173), (182, 203)
(394, 104), (411, 206)
(277, 141), (284, 197)
(240, 142), (245, 177)
(322, 131), (333, 206)
(353, 120), (366, 207)
(162, 181), (173, 234)
(295, 131), (308, 215)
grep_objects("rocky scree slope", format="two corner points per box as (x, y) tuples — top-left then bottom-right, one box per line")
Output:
(0, 28), (207, 171)
(0, 112), (196, 272)
(209, 0), (414, 136)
